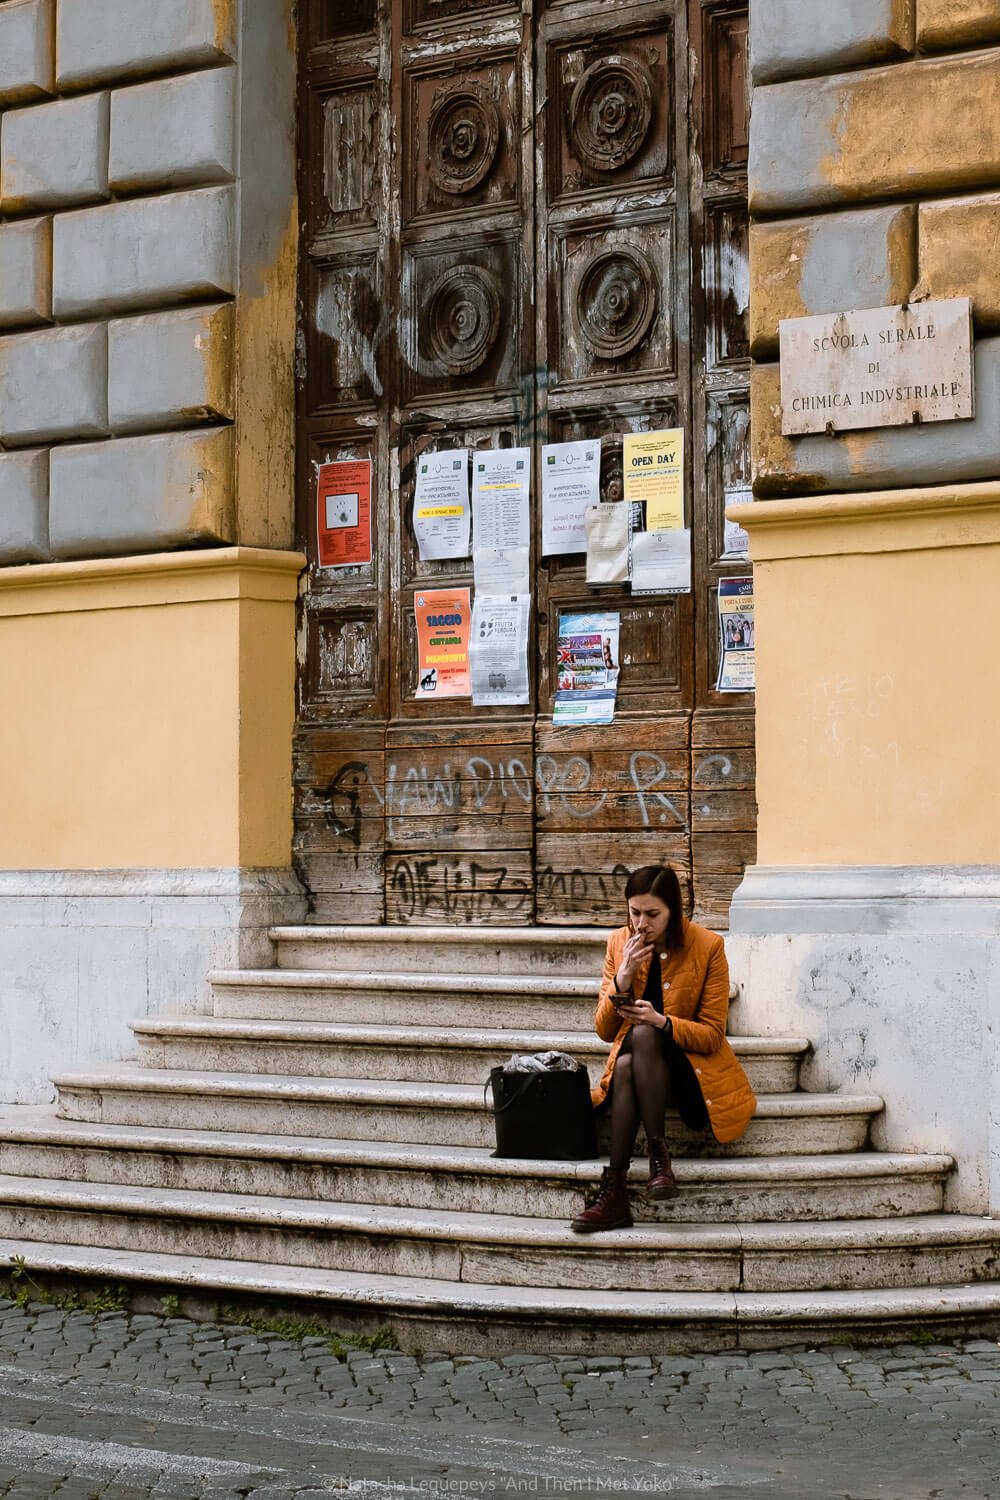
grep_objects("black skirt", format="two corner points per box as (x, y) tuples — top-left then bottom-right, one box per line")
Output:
(613, 1026), (710, 1132)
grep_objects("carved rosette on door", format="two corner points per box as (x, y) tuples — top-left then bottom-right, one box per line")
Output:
(425, 264), (502, 376)
(294, 1), (754, 927)
(568, 56), (654, 173)
(573, 245), (659, 361)
(427, 85), (501, 195)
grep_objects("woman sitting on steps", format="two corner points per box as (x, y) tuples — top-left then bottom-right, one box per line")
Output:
(572, 864), (757, 1233)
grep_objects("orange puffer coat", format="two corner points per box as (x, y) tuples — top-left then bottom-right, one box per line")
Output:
(592, 919), (757, 1144)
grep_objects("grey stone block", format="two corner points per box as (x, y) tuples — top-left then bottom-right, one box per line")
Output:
(0, 0), (54, 105)
(57, 0), (237, 88)
(48, 426), (235, 558)
(750, 52), (1000, 217)
(109, 65), (236, 193)
(0, 216), (52, 329)
(0, 448), (50, 563)
(0, 91), (110, 212)
(108, 302), (235, 433)
(0, 322), (108, 446)
(52, 186), (236, 317)
(750, 0), (913, 85)
(750, 205), (916, 357)
(753, 335), (1000, 496)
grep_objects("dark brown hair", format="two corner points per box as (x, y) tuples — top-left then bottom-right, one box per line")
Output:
(624, 865), (685, 951)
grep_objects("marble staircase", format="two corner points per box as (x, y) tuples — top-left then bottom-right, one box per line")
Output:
(0, 925), (999, 1352)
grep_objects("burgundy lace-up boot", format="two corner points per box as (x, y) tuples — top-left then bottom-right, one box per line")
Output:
(570, 1166), (633, 1233)
(646, 1137), (679, 1199)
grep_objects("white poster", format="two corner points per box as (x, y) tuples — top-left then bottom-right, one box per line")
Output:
(553, 611), (621, 726)
(630, 528), (691, 595)
(723, 486), (753, 557)
(413, 450), (470, 561)
(471, 448), (531, 551)
(470, 594), (531, 706)
(541, 439), (601, 556)
(585, 502), (630, 585)
(473, 544), (530, 595)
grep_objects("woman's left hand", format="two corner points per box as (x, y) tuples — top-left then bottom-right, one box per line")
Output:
(615, 998), (668, 1030)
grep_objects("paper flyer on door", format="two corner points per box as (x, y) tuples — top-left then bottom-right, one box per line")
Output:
(585, 502), (630, 585)
(316, 458), (373, 568)
(623, 428), (684, 531)
(413, 450), (471, 561)
(723, 486), (752, 557)
(470, 594), (530, 706)
(474, 545), (530, 595)
(554, 612), (620, 726)
(630, 527), (691, 594)
(541, 439), (601, 556)
(414, 588), (472, 698)
(471, 448), (531, 550)
(716, 577), (755, 692)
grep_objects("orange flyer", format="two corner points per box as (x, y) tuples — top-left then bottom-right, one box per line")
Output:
(414, 588), (472, 698)
(316, 459), (373, 568)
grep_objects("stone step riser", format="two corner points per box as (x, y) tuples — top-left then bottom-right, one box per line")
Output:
(1, 1202), (997, 1294)
(0, 1142), (948, 1223)
(5, 1233), (1000, 1357)
(55, 1086), (873, 1156)
(211, 986), (617, 1030)
(273, 937), (609, 977)
(133, 1036), (801, 1095)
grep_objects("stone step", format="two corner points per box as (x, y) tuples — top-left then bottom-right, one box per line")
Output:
(51, 1068), (882, 1155)
(210, 969), (613, 1030)
(271, 925), (615, 976)
(3, 1235), (999, 1354)
(0, 1175), (995, 1294)
(131, 1017), (806, 1094)
(0, 1109), (951, 1223)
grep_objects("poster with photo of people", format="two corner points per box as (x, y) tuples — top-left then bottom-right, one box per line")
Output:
(717, 577), (755, 692)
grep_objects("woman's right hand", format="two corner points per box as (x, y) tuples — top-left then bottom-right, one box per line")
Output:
(615, 931), (654, 994)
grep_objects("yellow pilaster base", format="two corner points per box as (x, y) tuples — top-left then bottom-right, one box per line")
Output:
(735, 481), (1000, 866)
(0, 547), (305, 870)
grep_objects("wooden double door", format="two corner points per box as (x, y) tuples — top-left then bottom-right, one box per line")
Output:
(294, 0), (754, 927)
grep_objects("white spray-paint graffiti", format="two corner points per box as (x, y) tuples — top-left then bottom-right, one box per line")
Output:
(319, 750), (692, 845)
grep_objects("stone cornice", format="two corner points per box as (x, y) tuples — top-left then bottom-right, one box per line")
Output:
(0, 546), (306, 616)
(729, 481), (1000, 559)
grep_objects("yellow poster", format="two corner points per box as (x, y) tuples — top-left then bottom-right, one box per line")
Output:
(623, 429), (685, 531)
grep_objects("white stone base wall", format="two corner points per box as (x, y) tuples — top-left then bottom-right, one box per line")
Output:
(727, 866), (1000, 1216)
(0, 868), (306, 1104)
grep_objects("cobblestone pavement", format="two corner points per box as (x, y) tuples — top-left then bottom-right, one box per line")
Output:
(0, 1298), (999, 1498)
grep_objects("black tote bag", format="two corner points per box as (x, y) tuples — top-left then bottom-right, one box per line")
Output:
(487, 1065), (599, 1160)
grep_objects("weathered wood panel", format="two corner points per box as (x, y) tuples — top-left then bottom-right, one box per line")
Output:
(385, 850), (534, 926)
(294, 1), (756, 928)
(535, 831), (691, 926)
(687, 0), (754, 925)
(293, 726), (386, 921)
(690, 703), (756, 922)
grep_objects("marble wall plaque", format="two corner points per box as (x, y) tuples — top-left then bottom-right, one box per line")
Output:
(779, 297), (973, 435)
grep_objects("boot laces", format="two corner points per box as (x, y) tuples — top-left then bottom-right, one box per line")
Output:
(593, 1167), (619, 1208)
(650, 1141), (669, 1174)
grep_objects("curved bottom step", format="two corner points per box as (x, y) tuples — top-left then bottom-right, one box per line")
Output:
(4, 1237), (1000, 1355)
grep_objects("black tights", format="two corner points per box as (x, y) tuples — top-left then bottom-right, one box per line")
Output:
(609, 1025), (674, 1170)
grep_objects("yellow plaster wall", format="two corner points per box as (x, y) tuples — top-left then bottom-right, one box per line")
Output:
(0, 548), (304, 871)
(740, 484), (1000, 865)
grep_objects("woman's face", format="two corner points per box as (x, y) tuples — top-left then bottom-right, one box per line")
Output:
(627, 894), (671, 946)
